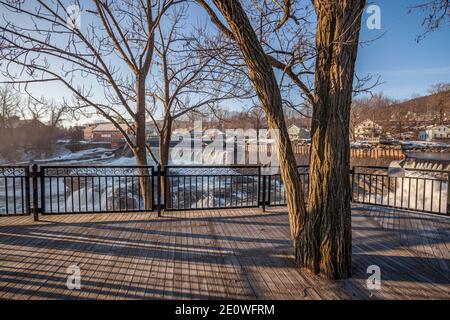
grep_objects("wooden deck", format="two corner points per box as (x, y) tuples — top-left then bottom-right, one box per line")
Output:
(0, 205), (448, 300)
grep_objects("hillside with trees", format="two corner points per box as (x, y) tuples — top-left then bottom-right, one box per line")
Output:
(351, 84), (450, 139)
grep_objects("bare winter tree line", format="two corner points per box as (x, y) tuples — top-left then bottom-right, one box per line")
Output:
(0, 85), (69, 125)
(146, 4), (252, 167)
(0, 84), (70, 161)
(0, 0), (255, 208)
(350, 82), (450, 140)
(0, 0), (447, 279)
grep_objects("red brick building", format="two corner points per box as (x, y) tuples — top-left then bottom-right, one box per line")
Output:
(90, 123), (133, 144)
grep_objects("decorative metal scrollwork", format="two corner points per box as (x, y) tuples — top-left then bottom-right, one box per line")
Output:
(166, 166), (260, 176)
(0, 167), (27, 177)
(43, 166), (153, 177)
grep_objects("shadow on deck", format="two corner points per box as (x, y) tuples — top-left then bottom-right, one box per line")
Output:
(0, 205), (448, 300)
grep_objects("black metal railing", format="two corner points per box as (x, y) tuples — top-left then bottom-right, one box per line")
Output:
(164, 165), (261, 211)
(352, 166), (449, 215)
(39, 166), (154, 215)
(0, 164), (448, 217)
(266, 166), (309, 206)
(0, 166), (30, 216)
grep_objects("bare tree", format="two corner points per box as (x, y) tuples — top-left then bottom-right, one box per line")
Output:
(410, 0), (450, 41)
(0, 91), (69, 159)
(147, 5), (250, 168)
(245, 104), (267, 163)
(349, 101), (363, 142)
(428, 83), (450, 124)
(199, 1), (378, 118)
(21, 96), (47, 122)
(197, 0), (366, 279)
(0, 0), (183, 209)
(0, 85), (20, 128)
(246, 104), (266, 133)
(428, 82), (450, 94)
(294, 0), (366, 278)
(48, 102), (70, 129)
(195, 0), (308, 260)
(196, 0), (317, 116)
(19, 95), (69, 128)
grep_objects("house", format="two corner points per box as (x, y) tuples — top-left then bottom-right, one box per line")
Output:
(91, 123), (134, 143)
(418, 125), (450, 141)
(83, 124), (97, 141)
(354, 119), (382, 139)
(288, 124), (309, 141)
(4, 115), (47, 129)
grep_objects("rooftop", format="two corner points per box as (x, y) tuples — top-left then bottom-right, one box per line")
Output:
(92, 123), (131, 132)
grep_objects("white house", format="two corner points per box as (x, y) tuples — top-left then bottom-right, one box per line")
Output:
(354, 119), (381, 139)
(418, 125), (450, 141)
(288, 124), (309, 141)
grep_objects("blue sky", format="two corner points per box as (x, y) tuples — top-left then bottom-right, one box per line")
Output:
(357, 0), (450, 99)
(0, 0), (449, 123)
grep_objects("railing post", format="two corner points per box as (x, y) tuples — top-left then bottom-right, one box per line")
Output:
(157, 165), (162, 217)
(261, 173), (266, 213)
(257, 166), (261, 211)
(24, 166), (31, 215)
(40, 166), (45, 214)
(351, 166), (355, 202)
(447, 173), (450, 216)
(31, 164), (39, 222)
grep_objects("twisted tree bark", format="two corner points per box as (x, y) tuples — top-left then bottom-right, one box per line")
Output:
(135, 75), (152, 210)
(200, 0), (365, 279)
(210, 0), (307, 242)
(296, 0), (366, 279)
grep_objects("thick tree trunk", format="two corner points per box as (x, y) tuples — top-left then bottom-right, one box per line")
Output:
(296, 0), (365, 279)
(135, 76), (152, 210)
(211, 0), (307, 242)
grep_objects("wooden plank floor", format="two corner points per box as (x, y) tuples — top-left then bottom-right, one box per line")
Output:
(0, 205), (448, 300)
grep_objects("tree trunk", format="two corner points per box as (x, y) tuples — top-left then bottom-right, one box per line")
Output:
(159, 116), (172, 205)
(159, 116), (172, 168)
(296, 0), (365, 279)
(211, 0), (307, 242)
(135, 76), (152, 210)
